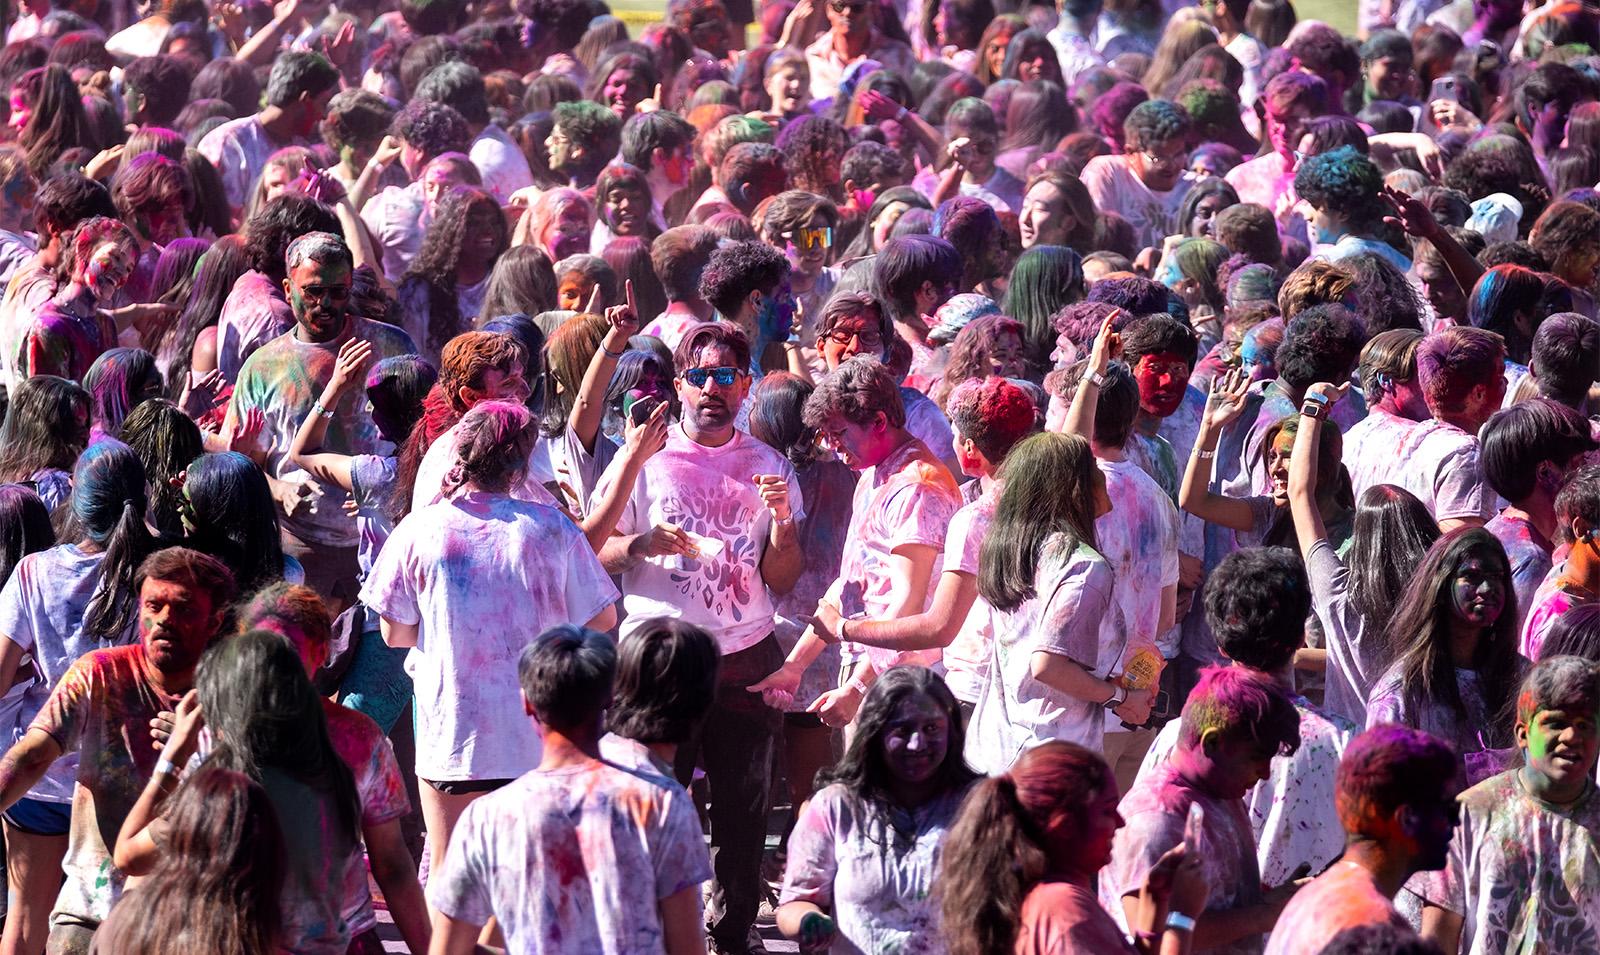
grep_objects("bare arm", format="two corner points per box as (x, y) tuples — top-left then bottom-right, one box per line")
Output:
(380, 617), (419, 649)
(834, 570), (979, 652)
(1287, 382), (1341, 563)
(1065, 308), (1124, 441)
(757, 482), (803, 595)
(427, 912), (500, 955)
(571, 284), (638, 454)
(366, 818), (431, 954)
(115, 690), (203, 875)
(235, 0), (301, 67)
(1179, 368), (1258, 532)
(289, 338), (375, 494)
(0, 728), (62, 813)
(1420, 904), (1464, 954)
(1381, 186), (1483, 306)
(659, 885), (704, 955)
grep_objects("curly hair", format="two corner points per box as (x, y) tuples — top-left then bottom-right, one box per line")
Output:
(774, 115), (848, 201)
(802, 354), (905, 429)
(401, 186), (509, 356)
(1530, 200), (1600, 288)
(553, 99), (623, 153)
(1204, 546), (1311, 673)
(1122, 98), (1192, 153)
(697, 239), (789, 318)
(1086, 275), (1169, 315)
(1214, 203), (1281, 266)
(1275, 303), (1366, 392)
(242, 194), (340, 283)
(1277, 260), (1355, 320)
(1295, 145), (1386, 229)
(391, 98), (471, 158)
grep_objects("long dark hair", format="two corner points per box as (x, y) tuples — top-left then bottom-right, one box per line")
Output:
(1379, 527), (1520, 744)
(0, 484), (53, 587)
(939, 741), (1112, 955)
(15, 65), (95, 178)
(748, 372), (818, 472)
(0, 375), (89, 484)
(979, 432), (1100, 612)
(480, 244), (558, 322)
(402, 185), (511, 356)
(93, 765), (283, 955)
(119, 398), (204, 538)
(160, 235), (250, 401)
(183, 452), (287, 594)
(196, 629), (361, 844)
(1347, 484), (1440, 626)
(73, 442), (157, 638)
(814, 666), (977, 819)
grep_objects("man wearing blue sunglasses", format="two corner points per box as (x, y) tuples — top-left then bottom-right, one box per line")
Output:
(590, 319), (804, 955)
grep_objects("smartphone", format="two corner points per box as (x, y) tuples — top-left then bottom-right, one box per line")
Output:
(625, 395), (661, 427)
(1428, 76), (1459, 104)
(1183, 802), (1205, 855)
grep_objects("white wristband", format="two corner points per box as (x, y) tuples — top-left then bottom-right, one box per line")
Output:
(154, 757), (179, 778)
(1166, 912), (1196, 933)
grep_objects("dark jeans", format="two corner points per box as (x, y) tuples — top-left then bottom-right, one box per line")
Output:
(674, 634), (784, 953)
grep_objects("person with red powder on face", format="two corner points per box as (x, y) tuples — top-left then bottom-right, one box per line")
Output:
(1263, 724), (1464, 955)
(20, 216), (137, 381)
(1226, 71), (1329, 230)
(1100, 666), (1307, 952)
(198, 51), (341, 226)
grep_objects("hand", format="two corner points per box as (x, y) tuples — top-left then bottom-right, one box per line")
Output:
(224, 406), (266, 453)
(327, 338), (373, 395)
(860, 88), (903, 124)
(621, 398), (669, 463)
(1145, 843), (1208, 919)
(273, 0), (303, 23)
(101, 302), (180, 343)
(1263, 864), (1313, 912)
(1381, 185), (1442, 240)
(780, 0), (814, 43)
(603, 279), (640, 338)
(808, 684), (861, 727)
(634, 83), (664, 114)
(160, 689), (205, 766)
(149, 709), (175, 750)
(753, 474), (791, 522)
(748, 661), (803, 709)
(84, 143), (125, 180)
(801, 601), (844, 644)
(320, 18), (357, 69)
(1303, 380), (1349, 407)
(290, 166), (347, 205)
(1133, 245), (1161, 276)
(179, 368), (224, 419)
(796, 910), (836, 954)
(1428, 99), (1479, 132)
(1410, 135), (1445, 181)
(272, 477), (319, 518)
(1202, 366), (1251, 431)
(945, 136), (972, 171)
(211, 0), (247, 43)
(371, 135), (404, 172)
(1177, 552), (1203, 591)
(1113, 687), (1153, 726)
(1087, 307), (1123, 375)
(627, 522), (695, 560)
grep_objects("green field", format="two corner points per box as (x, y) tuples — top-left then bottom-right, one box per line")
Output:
(607, 0), (1358, 41)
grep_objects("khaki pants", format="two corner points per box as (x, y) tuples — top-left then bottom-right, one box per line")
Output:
(1102, 727), (1157, 796)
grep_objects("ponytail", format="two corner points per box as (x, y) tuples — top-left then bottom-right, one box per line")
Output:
(72, 442), (156, 638)
(937, 742), (1113, 955)
(84, 498), (157, 638)
(938, 775), (1045, 955)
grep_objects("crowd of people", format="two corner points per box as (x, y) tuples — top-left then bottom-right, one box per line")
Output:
(0, 0), (1592, 950)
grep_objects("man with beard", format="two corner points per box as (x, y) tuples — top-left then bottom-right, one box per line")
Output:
(225, 232), (415, 610)
(0, 548), (236, 955)
(198, 50), (341, 223)
(547, 100), (623, 192)
(590, 321), (803, 955)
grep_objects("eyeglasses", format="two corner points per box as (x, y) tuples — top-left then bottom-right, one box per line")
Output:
(830, 0), (867, 12)
(300, 284), (350, 301)
(784, 227), (833, 251)
(682, 366), (742, 388)
(1139, 146), (1190, 169)
(825, 327), (883, 351)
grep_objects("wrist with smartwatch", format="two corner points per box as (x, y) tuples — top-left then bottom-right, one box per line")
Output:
(1103, 683), (1127, 709)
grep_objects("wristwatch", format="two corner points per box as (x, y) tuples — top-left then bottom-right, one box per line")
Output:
(1103, 684), (1128, 709)
(1299, 400), (1325, 419)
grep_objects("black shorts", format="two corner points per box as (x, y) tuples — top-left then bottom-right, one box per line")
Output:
(421, 776), (513, 796)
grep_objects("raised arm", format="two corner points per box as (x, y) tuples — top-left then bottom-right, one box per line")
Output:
(1178, 368), (1259, 532)
(571, 282), (639, 454)
(114, 690), (204, 875)
(289, 337), (374, 493)
(1382, 185), (1483, 302)
(1287, 381), (1347, 564)
(1064, 308), (1123, 440)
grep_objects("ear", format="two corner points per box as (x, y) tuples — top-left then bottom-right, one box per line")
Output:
(1396, 804), (1422, 841)
(1515, 716), (1530, 751)
(1198, 726), (1223, 758)
(282, 278), (293, 299)
(522, 689), (534, 717)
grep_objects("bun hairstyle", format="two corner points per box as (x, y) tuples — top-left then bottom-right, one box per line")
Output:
(441, 400), (538, 497)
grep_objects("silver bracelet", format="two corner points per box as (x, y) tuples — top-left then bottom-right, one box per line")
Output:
(311, 399), (335, 419)
(1195, 448), (1216, 460)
